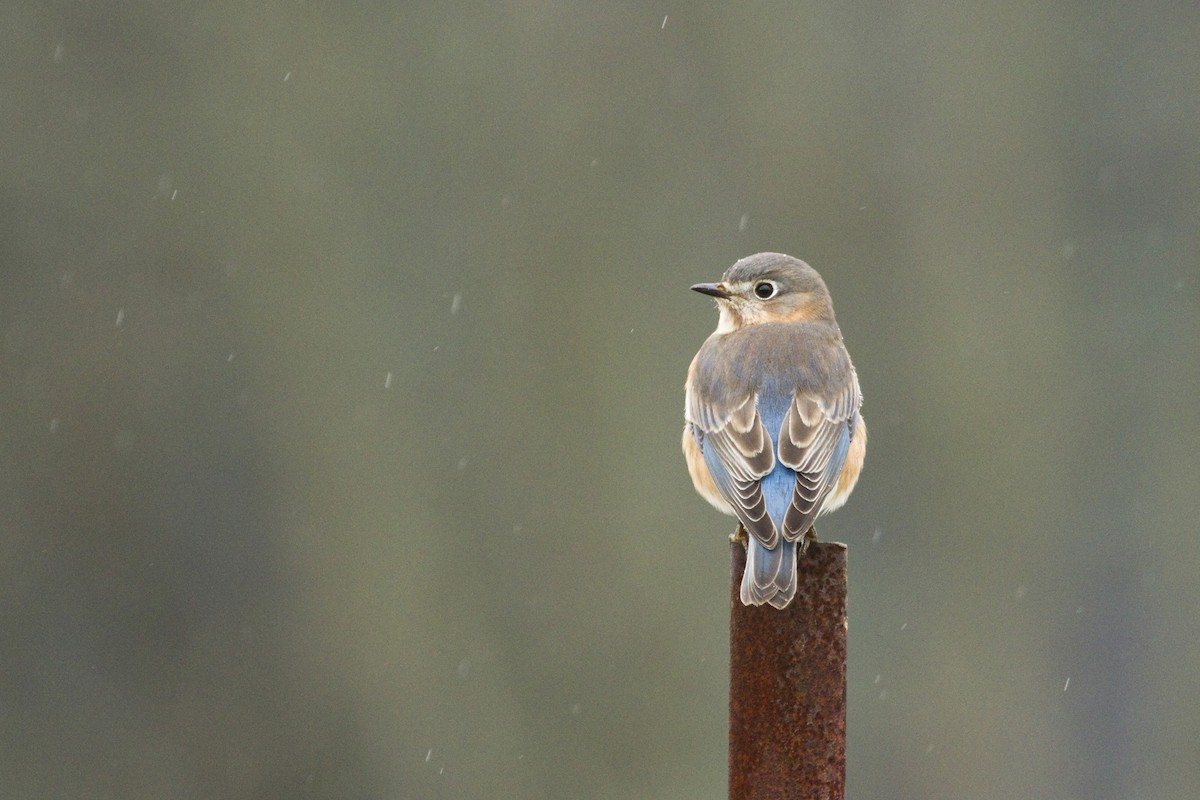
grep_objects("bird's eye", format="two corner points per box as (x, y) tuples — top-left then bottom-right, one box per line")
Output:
(753, 281), (776, 299)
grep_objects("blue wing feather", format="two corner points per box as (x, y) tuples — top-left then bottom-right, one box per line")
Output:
(700, 437), (735, 506)
(756, 380), (795, 531)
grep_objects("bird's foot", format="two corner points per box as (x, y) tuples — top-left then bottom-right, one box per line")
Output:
(729, 524), (748, 545)
(798, 525), (818, 555)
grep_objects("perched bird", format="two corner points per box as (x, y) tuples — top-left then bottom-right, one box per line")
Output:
(684, 253), (866, 609)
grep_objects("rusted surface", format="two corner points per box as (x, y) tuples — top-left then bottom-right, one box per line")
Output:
(729, 540), (847, 800)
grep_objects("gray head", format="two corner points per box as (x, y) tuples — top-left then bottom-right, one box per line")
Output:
(691, 252), (835, 331)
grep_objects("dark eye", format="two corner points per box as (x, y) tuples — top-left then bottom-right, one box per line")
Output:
(753, 281), (776, 299)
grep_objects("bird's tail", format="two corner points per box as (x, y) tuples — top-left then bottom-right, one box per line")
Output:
(741, 538), (798, 609)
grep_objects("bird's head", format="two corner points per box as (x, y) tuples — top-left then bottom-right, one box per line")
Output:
(691, 252), (835, 333)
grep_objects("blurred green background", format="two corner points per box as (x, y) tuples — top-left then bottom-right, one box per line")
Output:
(2, 2), (1198, 798)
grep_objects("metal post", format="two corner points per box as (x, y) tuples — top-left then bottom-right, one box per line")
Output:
(729, 540), (847, 800)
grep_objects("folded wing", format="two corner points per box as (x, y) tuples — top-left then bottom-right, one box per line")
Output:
(777, 377), (859, 542)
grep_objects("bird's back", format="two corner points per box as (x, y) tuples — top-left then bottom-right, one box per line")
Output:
(691, 320), (851, 411)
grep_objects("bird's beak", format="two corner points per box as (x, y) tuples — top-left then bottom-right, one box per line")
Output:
(691, 282), (731, 299)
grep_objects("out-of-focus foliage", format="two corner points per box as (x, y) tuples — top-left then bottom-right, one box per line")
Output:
(2, 2), (1198, 798)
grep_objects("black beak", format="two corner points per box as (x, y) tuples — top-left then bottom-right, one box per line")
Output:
(691, 282), (731, 299)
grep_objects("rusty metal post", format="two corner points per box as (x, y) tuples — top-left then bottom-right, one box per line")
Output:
(729, 540), (847, 800)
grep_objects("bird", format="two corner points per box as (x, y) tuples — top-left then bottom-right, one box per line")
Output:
(683, 252), (866, 609)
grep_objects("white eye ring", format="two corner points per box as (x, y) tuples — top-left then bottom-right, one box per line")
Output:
(753, 281), (777, 299)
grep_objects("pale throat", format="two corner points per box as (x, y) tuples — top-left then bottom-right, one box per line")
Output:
(714, 304), (740, 334)
(714, 301), (774, 334)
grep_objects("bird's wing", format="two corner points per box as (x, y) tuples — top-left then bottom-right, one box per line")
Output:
(687, 391), (779, 548)
(776, 372), (860, 542)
